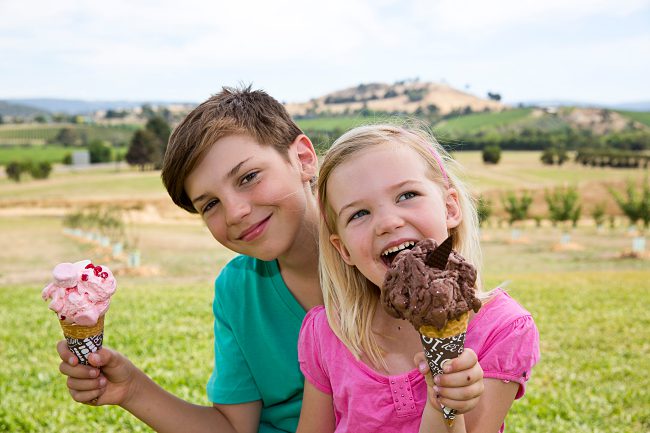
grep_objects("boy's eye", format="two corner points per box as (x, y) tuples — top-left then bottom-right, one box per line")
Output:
(241, 171), (258, 185)
(349, 209), (369, 222)
(202, 199), (219, 214)
(398, 191), (417, 202)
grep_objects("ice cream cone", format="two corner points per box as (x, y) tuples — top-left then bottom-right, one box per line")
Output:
(59, 315), (105, 365)
(419, 312), (469, 425)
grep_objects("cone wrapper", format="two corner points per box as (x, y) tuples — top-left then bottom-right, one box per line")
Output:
(59, 315), (104, 365)
(419, 312), (469, 424)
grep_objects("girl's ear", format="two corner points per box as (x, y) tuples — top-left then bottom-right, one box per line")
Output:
(291, 134), (318, 181)
(445, 187), (462, 229)
(330, 234), (354, 266)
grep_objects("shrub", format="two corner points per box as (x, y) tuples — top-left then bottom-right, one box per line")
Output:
(5, 161), (23, 182)
(29, 161), (52, 179)
(502, 191), (533, 226)
(88, 139), (112, 163)
(545, 186), (582, 228)
(482, 144), (501, 164)
(609, 177), (650, 229)
(476, 195), (492, 227)
(592, 203), (607, 227)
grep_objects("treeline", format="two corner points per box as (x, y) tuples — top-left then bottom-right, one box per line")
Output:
(445, 128), (650, 152)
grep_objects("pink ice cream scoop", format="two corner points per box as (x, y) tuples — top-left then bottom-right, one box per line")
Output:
(42, 260), (117, 327)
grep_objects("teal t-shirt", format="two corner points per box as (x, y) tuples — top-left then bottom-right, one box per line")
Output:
(206, 255), (307, 433)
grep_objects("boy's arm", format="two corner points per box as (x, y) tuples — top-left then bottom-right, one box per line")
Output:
(58, 342), (261, 433)
(296, 381), (335, 433)
(125, 366), (262, 433)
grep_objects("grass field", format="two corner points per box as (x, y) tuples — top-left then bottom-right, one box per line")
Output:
(0, 123), (138, 146)
(1, 151), (649, 432)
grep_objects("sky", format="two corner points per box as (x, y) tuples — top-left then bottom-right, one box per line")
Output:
(1, 0), (649, 105)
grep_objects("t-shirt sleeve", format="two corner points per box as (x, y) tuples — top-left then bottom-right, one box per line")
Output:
(297, 307), (332, 395)
(480, 315), (540, 399)
(206, 272), (261, 404)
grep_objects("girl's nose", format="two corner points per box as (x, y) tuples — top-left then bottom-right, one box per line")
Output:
(374, 211), (405, 236)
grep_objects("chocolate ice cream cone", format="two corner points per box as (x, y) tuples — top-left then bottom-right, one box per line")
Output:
(59, 315), (104, 365)
(419, 312), (469, 425)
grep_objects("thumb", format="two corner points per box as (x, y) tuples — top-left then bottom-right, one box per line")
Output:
(87, 347), (116, 368)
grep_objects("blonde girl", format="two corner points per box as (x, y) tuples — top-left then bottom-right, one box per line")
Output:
(297, 124), (539, 433)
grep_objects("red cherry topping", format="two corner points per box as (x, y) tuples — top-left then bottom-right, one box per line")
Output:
(60, 315), (66, 320)
(95, 266), (102, 272)
(85, 263), (95, 269)
(100, 271), (108, 278)
(81, 274), (88, 281)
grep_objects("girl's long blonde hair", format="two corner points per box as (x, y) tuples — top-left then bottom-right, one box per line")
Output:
(318, 122), (483, 370)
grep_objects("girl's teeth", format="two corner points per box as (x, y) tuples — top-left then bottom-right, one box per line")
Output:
(382, 241), (415, 256)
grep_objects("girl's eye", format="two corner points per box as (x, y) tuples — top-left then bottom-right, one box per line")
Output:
(241, 171), (258, 185)
(349, 209), (369, 222)
(202, 199), (219, 214)
(398, 191), (417, 202)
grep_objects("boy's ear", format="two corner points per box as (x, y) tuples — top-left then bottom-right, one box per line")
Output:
(445, 188), (462, 229)
(330, 234), (354, 266)
(291, 134), (318, 181)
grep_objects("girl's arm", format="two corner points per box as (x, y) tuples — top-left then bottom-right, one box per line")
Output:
(296, 381), (336, 433)
(58, 342), (262, 433)
(463, 379), (519, 433)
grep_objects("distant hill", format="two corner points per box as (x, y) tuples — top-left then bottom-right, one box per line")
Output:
(517, 99), (650, 112)
(0, 101), (48, 117)
(3, 98), (194, 115)
(285, 81), (505, 117)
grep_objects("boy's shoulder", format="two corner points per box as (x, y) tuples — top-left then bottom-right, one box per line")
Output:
(216, 255), (273, 281)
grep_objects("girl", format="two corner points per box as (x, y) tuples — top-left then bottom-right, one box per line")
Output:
(55, 89), (484, 433)
(297, 124), (540, 432)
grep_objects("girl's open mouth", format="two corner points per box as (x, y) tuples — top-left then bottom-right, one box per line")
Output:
(380, 240), (416, 266)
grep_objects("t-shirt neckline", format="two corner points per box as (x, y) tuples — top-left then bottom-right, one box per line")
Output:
(265, 259), (308, 320)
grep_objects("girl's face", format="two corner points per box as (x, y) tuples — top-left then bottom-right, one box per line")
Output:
(327, 144), (462, 287)
(185, 134), (317, 261)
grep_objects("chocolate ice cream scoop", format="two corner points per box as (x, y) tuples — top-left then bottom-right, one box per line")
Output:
(381, 237), (481, 330)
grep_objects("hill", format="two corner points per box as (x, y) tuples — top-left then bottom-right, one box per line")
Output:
(285, 81), (505, 117)
(0, 101), (48, 117)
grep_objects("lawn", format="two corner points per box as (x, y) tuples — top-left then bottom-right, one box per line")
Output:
(0, 152), (649, 432)
(0, 123), (137, 146)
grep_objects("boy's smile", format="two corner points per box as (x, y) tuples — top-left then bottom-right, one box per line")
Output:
(327, 144), (461, 287)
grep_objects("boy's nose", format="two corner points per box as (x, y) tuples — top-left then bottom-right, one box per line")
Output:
(225, 200), (252, 226)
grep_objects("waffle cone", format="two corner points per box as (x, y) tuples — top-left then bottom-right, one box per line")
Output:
(59, 315), (105, 365)
(419, 312), (469, 423)
(419, 312), (469, 339)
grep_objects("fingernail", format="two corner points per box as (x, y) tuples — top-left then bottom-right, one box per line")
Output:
(433, 385), (439, 394)
(434, 375), (441, 385)
(68, 356), (76, 365)
(443, 363), (452, 373)
(99, 377), (107, 387)
(419, 361), (427, 371)
(89, 369), (98, 378)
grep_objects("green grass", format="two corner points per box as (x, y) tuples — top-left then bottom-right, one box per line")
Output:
(0, 123), (138, 146)
(616, 110), (650, 127)
(296, 115), (404, 131)
(435, 108), (536, 135)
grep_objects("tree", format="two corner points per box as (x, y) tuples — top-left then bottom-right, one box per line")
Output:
(502, 191), (533, 226)
(545, 186), (581, 228)
(487, 92), (501, 101)
(591, 202), (606, 228)
(482, 144), (501, 164)
(88, 139), (113, 164)
(55, 127), (79, 146)
(145, 116), (171, 167)
(5, 161), (23, 182)
(476, 195), (492, 227)
(30, 161), (52, 179)
(609, 177), (650, 230)
(125, 130), (160, 170)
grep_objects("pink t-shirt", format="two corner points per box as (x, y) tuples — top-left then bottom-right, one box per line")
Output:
(298, 289), (539, 433)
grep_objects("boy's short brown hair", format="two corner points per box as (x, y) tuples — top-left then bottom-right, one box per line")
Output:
(161, 85), (303, 213)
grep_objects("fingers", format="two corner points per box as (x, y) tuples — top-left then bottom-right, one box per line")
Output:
(69, 387), (106, 405)
(57, 340), (78, 366)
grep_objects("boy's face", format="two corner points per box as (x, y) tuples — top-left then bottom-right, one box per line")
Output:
(185, 134), (317, 261)
(327, 144), (461, 287)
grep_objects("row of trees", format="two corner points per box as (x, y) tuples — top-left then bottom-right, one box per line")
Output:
(476, 178), (650, 231)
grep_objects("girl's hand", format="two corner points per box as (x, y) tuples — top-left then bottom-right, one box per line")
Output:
(57, 341), (138, 407)
(415, 348), (484, 414)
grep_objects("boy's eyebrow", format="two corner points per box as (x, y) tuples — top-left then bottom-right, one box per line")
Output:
(190, 158), (253, 207)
